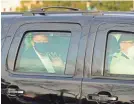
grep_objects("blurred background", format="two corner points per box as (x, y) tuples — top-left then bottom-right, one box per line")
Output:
(1, 0), (134, 12)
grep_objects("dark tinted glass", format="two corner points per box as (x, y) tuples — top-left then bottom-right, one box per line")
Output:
(105, 32), (134, 75)
(15, 32), (71, 74)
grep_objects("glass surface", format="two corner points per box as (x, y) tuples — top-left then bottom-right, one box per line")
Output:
(105, 32), (134, 75)
(15, 32), (71, 74)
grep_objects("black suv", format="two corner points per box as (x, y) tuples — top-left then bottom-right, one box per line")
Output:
(1, 7), (134, 104)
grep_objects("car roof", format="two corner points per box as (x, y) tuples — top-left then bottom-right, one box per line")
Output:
(1, 11), (134, 27)
(2, 11), (134, 17)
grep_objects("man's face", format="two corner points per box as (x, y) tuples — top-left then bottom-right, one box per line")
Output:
(120, 41), (134, 53)
(33, 35), (48, 43)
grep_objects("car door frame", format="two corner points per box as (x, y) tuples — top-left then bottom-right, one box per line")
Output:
(82, 18), (134, 103)
(7, 23), (81, 77)
(2, 19), (85, 103)
(91, 22), (134, 79)
(2, 16), (95, 104)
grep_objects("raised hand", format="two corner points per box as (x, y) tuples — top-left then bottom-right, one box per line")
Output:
(49, 52), (65, 68)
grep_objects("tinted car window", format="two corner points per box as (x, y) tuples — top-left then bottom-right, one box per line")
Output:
(15, 32), (71, 74)
(105, 32), (134, 75)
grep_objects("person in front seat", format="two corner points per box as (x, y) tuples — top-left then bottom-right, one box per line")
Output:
(110, 34), (134, 75)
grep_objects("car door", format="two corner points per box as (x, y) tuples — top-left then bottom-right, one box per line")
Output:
(2, 19), (84, 104)
(82, 18), (134, 104)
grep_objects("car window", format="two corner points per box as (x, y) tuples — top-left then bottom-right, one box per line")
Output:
(105, 32), (134, 75)
(15, 31), (71, 74)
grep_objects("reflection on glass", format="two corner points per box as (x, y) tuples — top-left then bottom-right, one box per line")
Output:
(105, 32), (134, 75)
(15, 32), (71, 74)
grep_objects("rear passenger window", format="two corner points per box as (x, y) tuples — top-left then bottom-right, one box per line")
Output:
(15, 32), (71, 74)
(105, 32), (134, 75)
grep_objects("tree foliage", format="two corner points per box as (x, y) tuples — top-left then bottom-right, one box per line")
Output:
(15, 1), (133, 12)
(92, 1), (133, 11)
